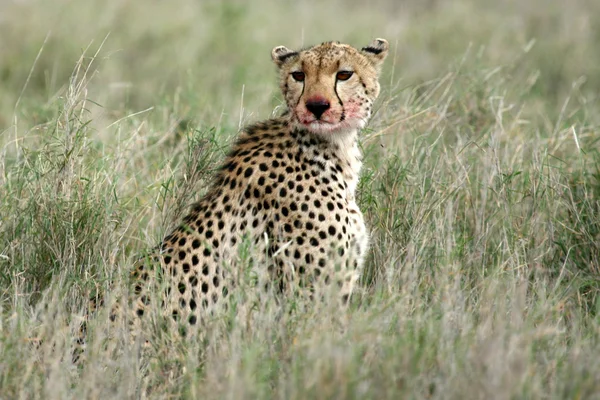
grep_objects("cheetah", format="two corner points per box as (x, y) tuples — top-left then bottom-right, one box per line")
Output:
(128, 38), (389, 337)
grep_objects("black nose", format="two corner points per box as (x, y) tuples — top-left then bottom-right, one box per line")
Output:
(305, 100), (330, 119)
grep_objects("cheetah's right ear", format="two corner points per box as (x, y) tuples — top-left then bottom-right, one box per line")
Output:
(361, 38), (389, 68)
(271, 45), (298, 67)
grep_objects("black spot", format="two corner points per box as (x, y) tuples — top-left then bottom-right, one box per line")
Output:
(189, 315), (197, 325)
(182, 263), (190, 274)
(310, 238), (319, 246)
(202, 282), (209, 294)
(190, 299), (197, 310)
(327, 202), (335, 211)
(189, 275), (199, 286)
(178, 251), (186, 261)
(192, 239), (200, 249)
(178, 237), (187, 246)
(329, 226), (337, 235)
(259, 163), (268, 171)
(178, 282), (186, 294)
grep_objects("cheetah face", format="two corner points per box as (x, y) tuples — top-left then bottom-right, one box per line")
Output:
(272, 39), (388, 136)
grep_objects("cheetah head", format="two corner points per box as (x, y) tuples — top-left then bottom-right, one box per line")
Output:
(272, 38), (388, 136)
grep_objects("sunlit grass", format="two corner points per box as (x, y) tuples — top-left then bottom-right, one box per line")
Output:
(1, 0), (599, 398)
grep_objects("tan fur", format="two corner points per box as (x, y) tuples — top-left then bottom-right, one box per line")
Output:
(272, 39), (388, 136)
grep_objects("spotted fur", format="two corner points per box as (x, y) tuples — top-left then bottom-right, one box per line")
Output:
(129, 38), (389, 337)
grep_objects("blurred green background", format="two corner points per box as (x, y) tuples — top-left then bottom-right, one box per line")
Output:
(1, 0), (599, 129)
(1, 1), (600, 398)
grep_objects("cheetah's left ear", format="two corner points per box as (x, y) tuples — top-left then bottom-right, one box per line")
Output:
(361, 38), (389, 68)
(271, 45), (298, 67)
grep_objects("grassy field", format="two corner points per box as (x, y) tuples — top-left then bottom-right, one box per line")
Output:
(1, 0), (600, 398)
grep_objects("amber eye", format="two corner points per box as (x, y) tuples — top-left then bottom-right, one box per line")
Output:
(291, 71), (305, 82)
(336, 71), (353, 81)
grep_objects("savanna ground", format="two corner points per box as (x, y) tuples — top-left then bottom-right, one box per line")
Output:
(1, 0), (600, 398)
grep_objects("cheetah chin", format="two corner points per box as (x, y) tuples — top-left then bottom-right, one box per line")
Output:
(302, 118), (367, 136)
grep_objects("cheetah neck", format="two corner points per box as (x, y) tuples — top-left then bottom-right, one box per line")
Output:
(296, 127), (363, 198)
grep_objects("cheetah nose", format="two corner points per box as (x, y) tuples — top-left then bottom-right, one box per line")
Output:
(305, 99), (330, 119)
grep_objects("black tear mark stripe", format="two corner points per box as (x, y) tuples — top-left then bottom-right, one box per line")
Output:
(333, 60), (344, 114)
(293, 61), (306, 112)
(362, 46), (383, 55)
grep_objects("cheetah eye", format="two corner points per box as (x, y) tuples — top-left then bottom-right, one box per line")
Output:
(336, 71), (353, 81)
(291, 71), (305, 82)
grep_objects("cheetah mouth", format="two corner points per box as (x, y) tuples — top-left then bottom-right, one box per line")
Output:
(302, 119), (364, 134)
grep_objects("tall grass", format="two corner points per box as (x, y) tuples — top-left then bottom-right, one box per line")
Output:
(1, 0), (599, 398)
